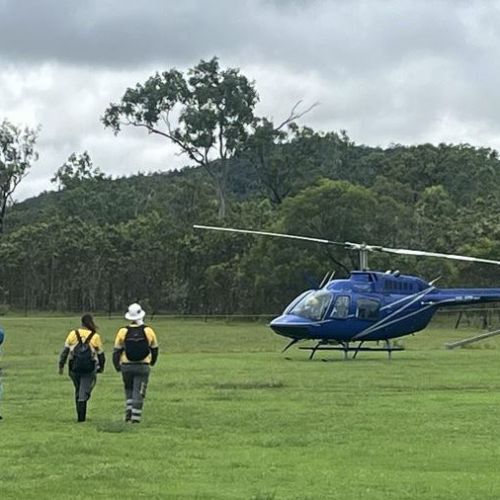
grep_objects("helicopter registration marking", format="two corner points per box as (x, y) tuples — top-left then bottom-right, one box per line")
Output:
(454, 296), (478, 302)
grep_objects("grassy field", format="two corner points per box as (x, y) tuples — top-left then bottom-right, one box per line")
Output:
(1, 314), (500, 499)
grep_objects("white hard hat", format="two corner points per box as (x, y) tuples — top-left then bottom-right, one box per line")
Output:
(125, 303), (146, 321)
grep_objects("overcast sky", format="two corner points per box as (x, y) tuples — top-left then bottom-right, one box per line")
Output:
(1, 0), (500, 200)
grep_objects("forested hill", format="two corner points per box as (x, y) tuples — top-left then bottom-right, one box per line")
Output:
(2, 134), (500, 314)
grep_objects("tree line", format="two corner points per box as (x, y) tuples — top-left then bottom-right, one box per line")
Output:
(1, 58), (500, 314)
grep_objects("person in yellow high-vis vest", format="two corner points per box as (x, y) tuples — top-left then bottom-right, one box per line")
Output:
(59, 314), (106, 422)
(113, 303), (159, 423)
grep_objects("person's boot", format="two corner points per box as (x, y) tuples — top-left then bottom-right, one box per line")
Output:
(125, 399), (133, 422)
(77, 401), (87, 422)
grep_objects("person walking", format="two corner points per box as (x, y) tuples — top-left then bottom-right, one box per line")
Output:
(113, 303), (159, 423)
(58, 314), (105, 422)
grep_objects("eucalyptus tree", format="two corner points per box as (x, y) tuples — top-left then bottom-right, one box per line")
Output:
(51, 151), (105, 190)
(233, 178), (415, 313)
(242, 118), (293, 205)
(102, 57), (259, 219)
(243, 120), (350, 205)
(0, 119), (39, 234)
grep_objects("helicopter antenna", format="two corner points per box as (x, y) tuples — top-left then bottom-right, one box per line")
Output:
(319, 272), (330, 288)
(319, 270), (335, 289)
(429, 276), (442, 286)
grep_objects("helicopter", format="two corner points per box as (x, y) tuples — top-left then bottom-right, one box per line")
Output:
(193, 224), (500, 359)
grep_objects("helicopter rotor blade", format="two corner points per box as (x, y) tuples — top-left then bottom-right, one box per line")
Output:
(193, 225), (500, 267)
(376, 246), (500, 266)
(193, 225), (346, 247)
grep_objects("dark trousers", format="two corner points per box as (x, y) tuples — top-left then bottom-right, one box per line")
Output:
(69, 371), (96, 422)
(121, 363), (150, 422)
(69, 371), (96, 402)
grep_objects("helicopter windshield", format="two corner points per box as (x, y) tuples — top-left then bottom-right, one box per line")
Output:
(287, 290), (332, 321)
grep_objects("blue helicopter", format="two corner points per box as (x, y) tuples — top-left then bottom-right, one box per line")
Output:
(194, 225), (500, 359)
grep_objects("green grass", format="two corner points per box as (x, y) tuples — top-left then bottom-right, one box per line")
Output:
(1, 315), (500, 499)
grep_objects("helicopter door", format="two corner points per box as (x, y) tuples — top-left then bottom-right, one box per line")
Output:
(331, 295), (350, 319)
(356, 297), (380, 321)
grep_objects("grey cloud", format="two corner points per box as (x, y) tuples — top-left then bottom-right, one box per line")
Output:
(0, 0), (480, 75)
(3, 0), (500, 200)
(0, 0), (259, 66)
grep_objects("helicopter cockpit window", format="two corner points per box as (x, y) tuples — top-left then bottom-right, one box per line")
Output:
(331, 295), (350, 319)
(356, 298), (380, 321)
(288, 291), (332, 321)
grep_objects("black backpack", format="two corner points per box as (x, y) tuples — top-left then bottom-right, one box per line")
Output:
(72, 330), (96, 373)
(124, 325), (150, 361)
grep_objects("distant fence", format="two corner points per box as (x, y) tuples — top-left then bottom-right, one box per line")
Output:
(0, 313), (277, 322)
(1, 308), (500, 328)
(434, 307), (500, 329)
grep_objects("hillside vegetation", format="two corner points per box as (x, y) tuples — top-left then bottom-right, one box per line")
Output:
(2, 135), (500, 314)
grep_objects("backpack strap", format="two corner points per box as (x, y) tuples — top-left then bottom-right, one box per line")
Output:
(75, 329), (83, 343)
(85, 331), (96, 345)
(75, 329), (95, 345)
(125, 325), (146, 336)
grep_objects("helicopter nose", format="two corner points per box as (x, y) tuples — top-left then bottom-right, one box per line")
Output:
(269, 315), (312, 339)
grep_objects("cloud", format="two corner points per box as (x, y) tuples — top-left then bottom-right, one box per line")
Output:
(1, 0), (500, 200)
(1, 62), (189, 200)
(0, 0), (476, 70)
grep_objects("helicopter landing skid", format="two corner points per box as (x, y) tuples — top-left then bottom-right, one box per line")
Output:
(282, 338), (301, 352)
(298, 340), (404, 360)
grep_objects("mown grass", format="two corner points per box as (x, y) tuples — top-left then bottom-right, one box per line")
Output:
(1, 314), (500, 499)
